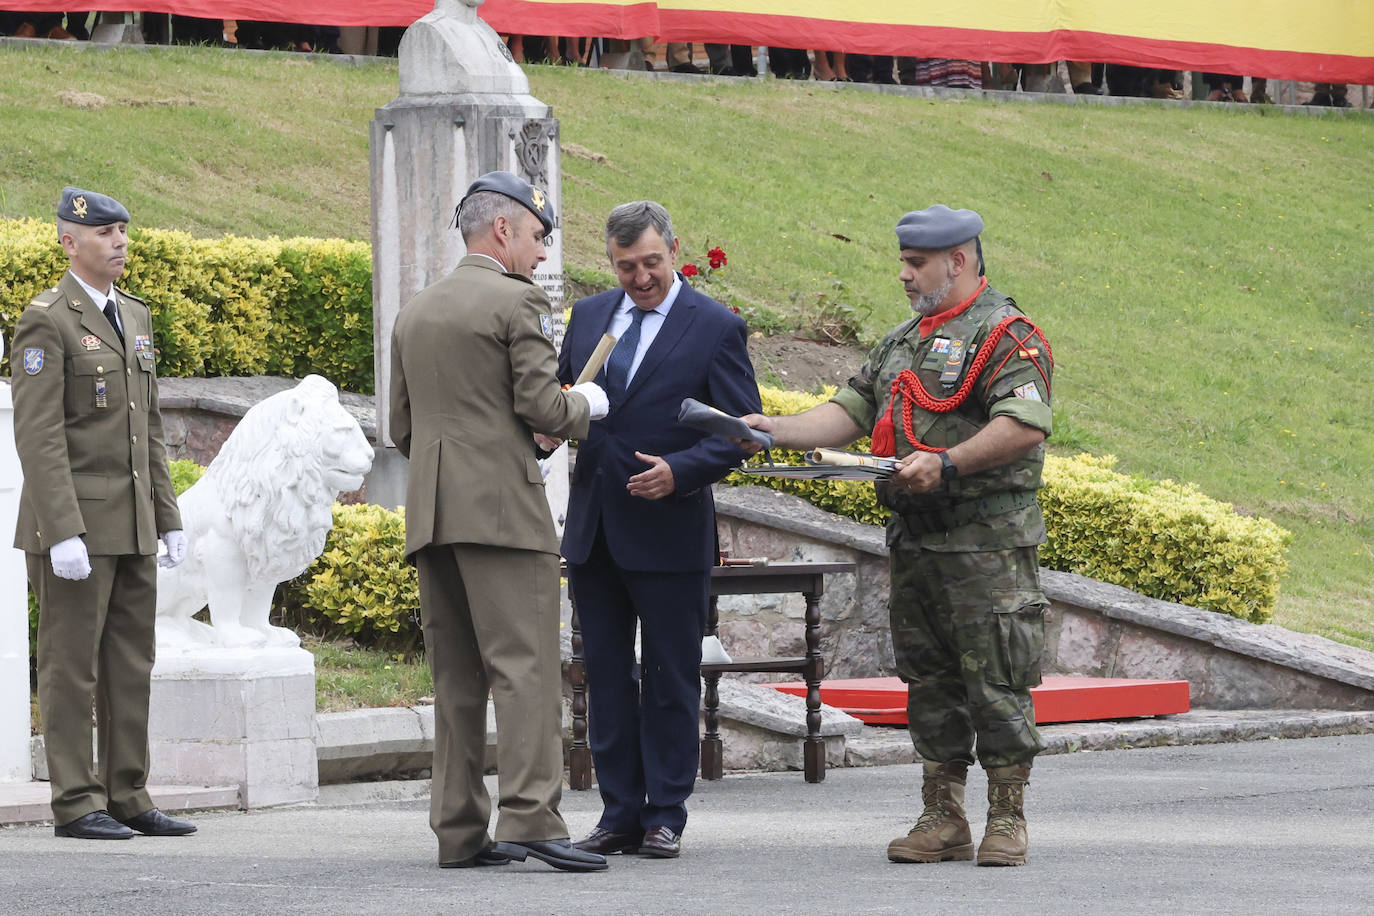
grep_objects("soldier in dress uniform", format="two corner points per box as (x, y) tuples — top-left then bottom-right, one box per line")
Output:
(10, 187), (193, 840)
(390, 171), (609, 873)
(741, 204), (1054, 867)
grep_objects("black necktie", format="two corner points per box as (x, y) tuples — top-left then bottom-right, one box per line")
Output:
(606, 307), (648, 399)
(102, 298), (124, 346)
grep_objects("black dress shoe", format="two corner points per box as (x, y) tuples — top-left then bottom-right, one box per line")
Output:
(493, 838), (608, 872)
(574, 826), (642, 855)
(638, 826), (682, 858)
(54, 810), (133, 840)
(117, 808), (197, 836)
(440, 844), (511, 868)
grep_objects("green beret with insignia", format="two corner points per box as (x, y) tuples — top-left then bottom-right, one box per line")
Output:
(58, 186), (131, 226)
(457, 171), (554, 238)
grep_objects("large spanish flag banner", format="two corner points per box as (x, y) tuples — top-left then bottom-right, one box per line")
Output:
(4, 1), (1372, 83)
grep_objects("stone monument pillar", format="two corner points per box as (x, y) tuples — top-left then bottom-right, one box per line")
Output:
(0, 333), (32, 782)
(368, 0), (570, 531)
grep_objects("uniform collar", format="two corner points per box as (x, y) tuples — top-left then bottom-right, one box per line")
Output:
(918, 277), (988, 338)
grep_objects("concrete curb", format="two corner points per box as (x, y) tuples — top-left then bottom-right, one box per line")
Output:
(841, 709), (1374, 768)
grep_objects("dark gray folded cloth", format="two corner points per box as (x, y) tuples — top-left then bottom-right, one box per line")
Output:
(677, 398), (774, 449)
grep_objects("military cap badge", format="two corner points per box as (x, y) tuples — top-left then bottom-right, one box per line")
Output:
(531, 188), (546, 212)
(73, 196), (89, 219)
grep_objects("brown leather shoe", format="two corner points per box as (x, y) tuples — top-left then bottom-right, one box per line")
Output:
(574, 826), (642, 855)
(638, 826), (681, 858)
(14, 22), (37, 38)
(46, 26), (76, 40)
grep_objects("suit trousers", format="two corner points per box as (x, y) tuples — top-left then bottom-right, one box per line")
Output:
(570, 525), (709, 835)
(30, 552), (157, 825)
(415, 542), (568, 863)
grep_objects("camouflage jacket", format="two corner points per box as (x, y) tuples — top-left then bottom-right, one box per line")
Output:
(831, 283), (1052, 552)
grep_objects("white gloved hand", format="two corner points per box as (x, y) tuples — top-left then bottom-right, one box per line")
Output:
(50, 536), (91, 581)
(569, 381), (609, 420)
(158, 529), (187, 568)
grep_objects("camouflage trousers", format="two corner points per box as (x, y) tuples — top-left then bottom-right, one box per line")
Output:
(888, 533), (1048, 768)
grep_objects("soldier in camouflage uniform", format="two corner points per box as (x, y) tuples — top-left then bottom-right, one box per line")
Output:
(742, 205), (1053, 867)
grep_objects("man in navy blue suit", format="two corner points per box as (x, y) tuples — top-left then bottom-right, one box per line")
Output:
(557, 201), (761, 859)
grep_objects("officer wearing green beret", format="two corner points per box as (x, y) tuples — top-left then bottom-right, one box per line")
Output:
(10, 188), (194, 839)
(742, 204), (1053, 867)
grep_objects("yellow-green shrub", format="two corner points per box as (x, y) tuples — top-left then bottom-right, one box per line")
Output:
(1039, 454), (1289, 623)
(169, 458), (207, 495)
(724, 386), (1290, 622)
(289, 504), (419, 644)
(1, 219), (372, 392)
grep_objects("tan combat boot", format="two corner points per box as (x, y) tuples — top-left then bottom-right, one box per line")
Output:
(887, 761), (974, 863)
(977, 763), (1031, 866)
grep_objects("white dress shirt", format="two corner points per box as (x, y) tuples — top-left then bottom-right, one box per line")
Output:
(72, 273), (122, 337)
(607, 273), (683, 385)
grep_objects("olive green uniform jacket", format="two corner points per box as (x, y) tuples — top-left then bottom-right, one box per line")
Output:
(11, 271), (180, 555)
(390, 255), (590, 557)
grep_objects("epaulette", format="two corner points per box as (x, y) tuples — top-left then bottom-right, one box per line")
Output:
(114, 286), (146, 306)
(27, 288), (61, 310)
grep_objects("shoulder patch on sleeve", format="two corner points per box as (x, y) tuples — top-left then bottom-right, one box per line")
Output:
(22, 348), (45, 374)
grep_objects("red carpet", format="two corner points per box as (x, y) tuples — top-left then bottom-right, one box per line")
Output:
(765, 675), (1190, 725)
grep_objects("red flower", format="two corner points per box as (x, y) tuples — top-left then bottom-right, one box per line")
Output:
(707, 247), (727, 269)
(682, 263), (699, 277)
(730, 306), (740, 314)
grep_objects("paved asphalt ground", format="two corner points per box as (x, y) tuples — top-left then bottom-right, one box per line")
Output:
(1, 734), (1370, 915)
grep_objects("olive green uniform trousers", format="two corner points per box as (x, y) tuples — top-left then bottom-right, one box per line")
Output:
(30, 553), (158, 824)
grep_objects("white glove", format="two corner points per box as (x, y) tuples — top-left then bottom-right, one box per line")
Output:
(50, 536), (91, 581)
(158, 529), (187, 568)
(569, 381), (609, 420)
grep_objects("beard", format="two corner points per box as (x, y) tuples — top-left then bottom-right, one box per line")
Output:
(910, 271), (955, 317)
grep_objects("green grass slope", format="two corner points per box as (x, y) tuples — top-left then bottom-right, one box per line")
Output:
(2, 45), (1370, 649)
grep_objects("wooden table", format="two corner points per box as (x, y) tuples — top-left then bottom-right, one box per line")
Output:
(567, 561), (855, 789)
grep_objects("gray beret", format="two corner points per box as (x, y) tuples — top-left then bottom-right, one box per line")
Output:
(57, 186), (130, 226)
(458, 170), (554, 237)
(895, 204), (983, 250)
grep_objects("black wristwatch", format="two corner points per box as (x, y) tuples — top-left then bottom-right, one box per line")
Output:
(939, 451), (958, 481)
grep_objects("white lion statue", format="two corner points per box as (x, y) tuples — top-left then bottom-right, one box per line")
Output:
(156, 375), (375, 649)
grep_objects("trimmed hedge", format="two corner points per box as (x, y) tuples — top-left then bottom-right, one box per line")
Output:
(727, 386), (1290, 623)
(1037, 454), (1289, 623)
(0, 218), (373, 393)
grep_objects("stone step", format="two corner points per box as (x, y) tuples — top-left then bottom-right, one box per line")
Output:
(0, 781), (240, 827)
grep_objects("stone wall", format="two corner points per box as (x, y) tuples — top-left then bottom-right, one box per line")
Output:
(714, 485), (1374, 711)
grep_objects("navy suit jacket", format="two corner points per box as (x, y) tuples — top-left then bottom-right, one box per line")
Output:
(558, 278), (761, 573)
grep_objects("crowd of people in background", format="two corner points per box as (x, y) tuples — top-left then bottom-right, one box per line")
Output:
(0, 13), (1363, 108)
